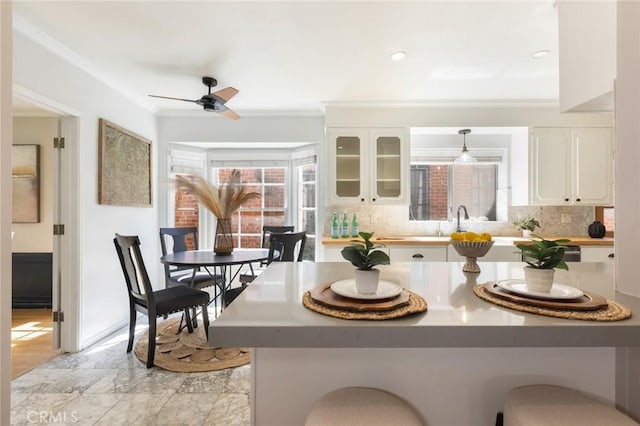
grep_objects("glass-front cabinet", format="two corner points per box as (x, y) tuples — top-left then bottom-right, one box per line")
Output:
(328, 127), (409, 205)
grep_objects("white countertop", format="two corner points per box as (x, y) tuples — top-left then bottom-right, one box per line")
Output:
(209, 261), (640, 348)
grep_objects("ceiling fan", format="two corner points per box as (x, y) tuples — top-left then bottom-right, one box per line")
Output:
(149, 76), (240, 120)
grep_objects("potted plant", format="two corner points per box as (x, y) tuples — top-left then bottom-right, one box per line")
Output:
(514, 216), (541, 237)
(341, 232), (390, 294)
(516, 235), (570, 292)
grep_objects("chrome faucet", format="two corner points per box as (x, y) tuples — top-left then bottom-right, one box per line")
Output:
(456, 205), (469, 232)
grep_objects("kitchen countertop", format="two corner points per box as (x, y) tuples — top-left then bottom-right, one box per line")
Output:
(321, 236), (615, 246)
(209, 261), (638, 348)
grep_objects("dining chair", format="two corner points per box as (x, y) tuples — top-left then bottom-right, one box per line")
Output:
(159, 227), (225, 292)
(238, 225), (295, 285)
(114, 233), (210, 368)
(267, 231), (307, 264)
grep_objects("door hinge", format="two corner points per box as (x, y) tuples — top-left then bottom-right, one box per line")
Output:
(52, 311), (64, 322)
(53, 224), (65, 235)
(53, 137), (65, 149)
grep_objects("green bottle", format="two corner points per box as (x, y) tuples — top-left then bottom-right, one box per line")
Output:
(331, 213), (339, 239)
(351, 213), (359, 237)
(341, 212), (349, 238)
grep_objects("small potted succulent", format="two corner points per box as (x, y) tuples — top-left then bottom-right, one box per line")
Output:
(341, 232), (390, 294)
(516, 235), (569, 292)
(514, 216), (541, 237)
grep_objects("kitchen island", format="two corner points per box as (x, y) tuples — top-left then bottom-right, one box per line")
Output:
(208, 261), (640, 425)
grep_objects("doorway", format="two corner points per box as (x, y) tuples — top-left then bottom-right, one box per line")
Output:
(10, 104), (66, 376)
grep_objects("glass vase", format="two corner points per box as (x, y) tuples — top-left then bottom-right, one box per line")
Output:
(214, 218), (234, 255)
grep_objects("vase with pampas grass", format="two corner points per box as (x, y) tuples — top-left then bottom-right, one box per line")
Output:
(175, 170), (261, 255)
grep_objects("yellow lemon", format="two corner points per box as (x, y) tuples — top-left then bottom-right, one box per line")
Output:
(463, 232), (478, 241)
(450, 232), (463, 241)
(480, 232), (493, 242)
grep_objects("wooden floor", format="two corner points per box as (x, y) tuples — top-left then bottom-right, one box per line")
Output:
(11, 308), (60, 379)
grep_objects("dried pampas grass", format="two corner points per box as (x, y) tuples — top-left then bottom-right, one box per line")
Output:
(174, 170), (261, 219)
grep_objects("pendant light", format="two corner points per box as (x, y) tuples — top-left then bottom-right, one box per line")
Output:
(454, 129), (477, 164)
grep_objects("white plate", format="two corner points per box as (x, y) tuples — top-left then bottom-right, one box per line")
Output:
(330, 279), (403, 300)
(496, 279), (583, 300)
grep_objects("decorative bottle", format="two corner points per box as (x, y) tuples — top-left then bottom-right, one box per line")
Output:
(331, 213), (339, 239)
(351, 213), (359, 237)
(341, 212), (349, 238)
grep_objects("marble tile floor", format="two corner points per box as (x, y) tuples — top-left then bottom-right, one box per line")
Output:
(10, 319), (251, 426)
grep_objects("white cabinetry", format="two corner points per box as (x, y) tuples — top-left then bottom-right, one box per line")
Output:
(328, 127), (409, 205)
(389, 246), (447, 262)
(581, 246), (614, 262)
(529, 127), (613, 206)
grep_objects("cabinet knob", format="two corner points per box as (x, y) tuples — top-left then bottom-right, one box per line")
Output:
(575, 198), (581, 202)
(412, 254), (424, 259)
(360, 198), (365, 202)
(372, 198), (377, 202)
(564, 198), (570, 202)
(608, 253), (615, 258)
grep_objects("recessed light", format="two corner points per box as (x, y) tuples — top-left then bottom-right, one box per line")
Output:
(531, 49), (550, 59)
(391, 51), (407, 61)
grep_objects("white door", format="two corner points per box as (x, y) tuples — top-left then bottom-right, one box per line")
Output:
(529, 128), (572, 205)
(573, 128), (614, 205)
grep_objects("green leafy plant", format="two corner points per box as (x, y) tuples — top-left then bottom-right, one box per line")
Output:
(514, 216), (540, 232)
(341, 232), (390, 271)
(516, 235), (570, 270)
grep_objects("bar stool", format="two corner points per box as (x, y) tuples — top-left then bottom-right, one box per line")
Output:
(305, 387), (424, 426)
(503, 385), (638, 426)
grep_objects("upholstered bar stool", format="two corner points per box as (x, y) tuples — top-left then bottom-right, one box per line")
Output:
(305, 387), (424, 426)
(504, 385), (638, 426)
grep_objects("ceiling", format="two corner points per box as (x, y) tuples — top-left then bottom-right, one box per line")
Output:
(13, 1), (560, 116)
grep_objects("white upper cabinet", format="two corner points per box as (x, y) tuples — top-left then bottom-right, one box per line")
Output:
(529, 127), (613, 206)
(328, 127), (409, 205)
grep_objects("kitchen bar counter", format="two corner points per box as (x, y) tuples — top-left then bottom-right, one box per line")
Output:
(209, 261), (638, 425)
(321, 235), (615, 246)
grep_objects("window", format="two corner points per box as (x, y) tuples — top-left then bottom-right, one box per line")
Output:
(297, 163), (316, 260)
(410, 163), (498, 221)
(213, 167), (287, 249)
(595, 206), (614, 237)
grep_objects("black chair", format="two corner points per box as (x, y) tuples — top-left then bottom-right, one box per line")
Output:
(267, 231), (307, 264)
(238, 225), (295, 284)
(159, 227), (225, 291)
(114, 233), (210, 368)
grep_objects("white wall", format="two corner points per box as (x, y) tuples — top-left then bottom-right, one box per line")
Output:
(12, 117), (56, 253)
(13, 29), (158, 350)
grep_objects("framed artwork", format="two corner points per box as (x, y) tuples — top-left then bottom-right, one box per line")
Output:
(98, 118), (152, 207)
(12, 144), (40, 223)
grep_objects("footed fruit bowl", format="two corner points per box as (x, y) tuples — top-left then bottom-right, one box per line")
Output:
(450, 233), (495, 273)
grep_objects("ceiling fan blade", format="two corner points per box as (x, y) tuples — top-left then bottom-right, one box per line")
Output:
(148, 94), (198, 103)
(220, 108), (240, 120)
(212, 87), (239, 102)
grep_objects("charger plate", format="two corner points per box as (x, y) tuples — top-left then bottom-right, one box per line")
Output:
(310, 283), (410, 312)
(474, 283), (631, 321)
(303, 287), (427, 320)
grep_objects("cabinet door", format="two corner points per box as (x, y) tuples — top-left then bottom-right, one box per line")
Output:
(574, 128), (613, 205)
(530, 128), (572, 205)
(581, 246), (614, 262)
(369, 128), (409, 204)
(328, 128), (368, 204)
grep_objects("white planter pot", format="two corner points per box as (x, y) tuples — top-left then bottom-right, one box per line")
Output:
(354, 269), (380, 294)
(523, 267), (555, 293)
(522, 229), (532, 238)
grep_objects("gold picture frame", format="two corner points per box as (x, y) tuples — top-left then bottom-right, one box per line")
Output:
(98, 118), (152, 207)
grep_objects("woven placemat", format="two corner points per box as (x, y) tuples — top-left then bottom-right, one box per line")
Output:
(473, 284), (632, 321)
(134, 317), (250, 372)
(302, 290), (427, 320)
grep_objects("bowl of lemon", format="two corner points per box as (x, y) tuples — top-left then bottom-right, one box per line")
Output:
(450, 232), (494, 273)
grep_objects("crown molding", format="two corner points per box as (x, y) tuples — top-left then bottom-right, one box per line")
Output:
(13, 15), (157, 114)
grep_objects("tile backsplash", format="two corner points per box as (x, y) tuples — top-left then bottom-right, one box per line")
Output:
(325, 205), (597, 237)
